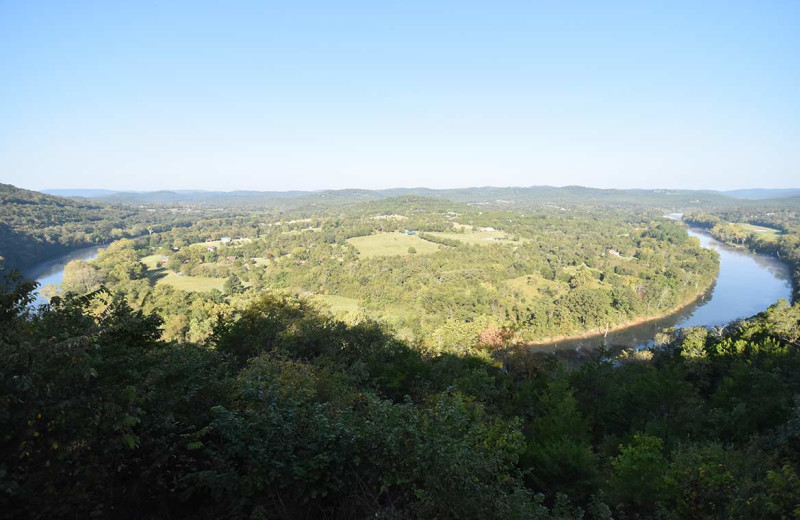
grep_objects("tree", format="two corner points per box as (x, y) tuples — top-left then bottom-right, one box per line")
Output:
(61, 259), (103, 295)
(224, 274), (244, 295)
(608, 434), (672, 513)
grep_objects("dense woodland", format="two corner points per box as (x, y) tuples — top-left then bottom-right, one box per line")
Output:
(2, 185), (800, 518)
(3, 271), (800, 519)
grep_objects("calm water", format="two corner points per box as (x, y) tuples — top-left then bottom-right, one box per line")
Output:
(530, 228), (793, 353)
(25, 245), (104, 307)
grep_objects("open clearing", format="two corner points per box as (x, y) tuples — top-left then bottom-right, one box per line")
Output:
(314, 294), (361, 314)
(156, 272), (225, 292)
(505, 274), (565, 299)
(282, 227), (321, 235)
(735, 223), (783, 239)
(197, 238), (252, 247)
(141, 254), (226, 292)
(141, 254), (162, 270)
(347, 232), (441, 258)
(426, 229), (523, 246)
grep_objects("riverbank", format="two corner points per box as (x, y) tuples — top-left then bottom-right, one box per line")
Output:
(521, 286), (711, 348)
(523, 226), (793, 352)
(24, 244), (105, 307)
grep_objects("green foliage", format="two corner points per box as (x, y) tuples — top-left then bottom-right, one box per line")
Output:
(3, 187), (800, 519)
(0, 183), (195, 272)
(522, 377), (599, 501)
(224, 274), (244, 294)
(3, 272), (800, 518)
(608, 434), (671, 513)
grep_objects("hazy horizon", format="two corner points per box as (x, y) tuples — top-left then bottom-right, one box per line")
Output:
(30, 184), (800, 195)
(2, 1), (798, 192)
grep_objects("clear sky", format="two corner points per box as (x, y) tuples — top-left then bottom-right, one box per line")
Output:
(1, 1), (798, 192)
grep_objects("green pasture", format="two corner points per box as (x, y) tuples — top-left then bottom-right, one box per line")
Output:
(347, 232), (441, 258)
(314, 294), (361, 314)
(156, 272), (226, 292)
(198, 238), (251, 247)
(735, 223), (782, 239)
(426, 229), (522, 246)
(141, 254), (162, 270)
(142, 254), (226, 292)
(505, 273), (565, 299)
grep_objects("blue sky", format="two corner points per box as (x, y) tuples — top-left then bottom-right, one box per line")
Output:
(1, 1), (798, 191)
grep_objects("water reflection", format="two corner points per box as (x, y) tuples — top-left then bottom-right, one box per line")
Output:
(530, 228), (792, 353)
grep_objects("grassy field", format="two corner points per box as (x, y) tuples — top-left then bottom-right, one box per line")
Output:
(735, 223), (783, 239)
(198, 238), (251, 247)
(505, 273), (565, 299)
(314, 294), (361, 314)
(426, 229), (523, 246)
(141, 254), (226, 292)
(347, 232), (441, 258)
(141, 254), (164, 269)
(155, 272), (226, 292)
(282, 227), (321, 235)
(372, 214), (408, 221)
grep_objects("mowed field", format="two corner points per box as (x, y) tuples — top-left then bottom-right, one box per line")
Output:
(156, 272), (225, 292)
(735, 223), (783, 240)
(141, 254), (226, 292)
(426, 228), (523, 246)
(347, 232), (441, 258)
(314, 294), (361, 314)
(505, 273), (565, 299)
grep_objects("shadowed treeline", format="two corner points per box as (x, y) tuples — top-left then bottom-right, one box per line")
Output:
(2, 271), (800, 519)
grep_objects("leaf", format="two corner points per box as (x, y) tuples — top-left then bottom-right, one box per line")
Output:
(121, 433), (139, 450)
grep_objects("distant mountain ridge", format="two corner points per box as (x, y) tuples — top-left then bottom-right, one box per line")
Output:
(43, 186), (724, 204)
(720, 188), (800, 200)
(39, 185), (800, 209)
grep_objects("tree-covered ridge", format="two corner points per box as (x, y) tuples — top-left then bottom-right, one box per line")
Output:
(49, 184), (800, 211)
(3, 272), (800, 519)
(0, 184), (223, 272)
(0, 184), (144, 271)
(63, 201), (718, 349)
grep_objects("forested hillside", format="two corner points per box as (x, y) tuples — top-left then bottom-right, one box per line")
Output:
(0, 184), (203, 272)
(2, 271), (800, 519)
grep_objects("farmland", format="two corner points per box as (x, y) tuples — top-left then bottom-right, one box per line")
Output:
(347, 232), (441, 258)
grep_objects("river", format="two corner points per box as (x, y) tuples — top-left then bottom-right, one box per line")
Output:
(529, 227), (793, 353)
(25, 245), (104, 307)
